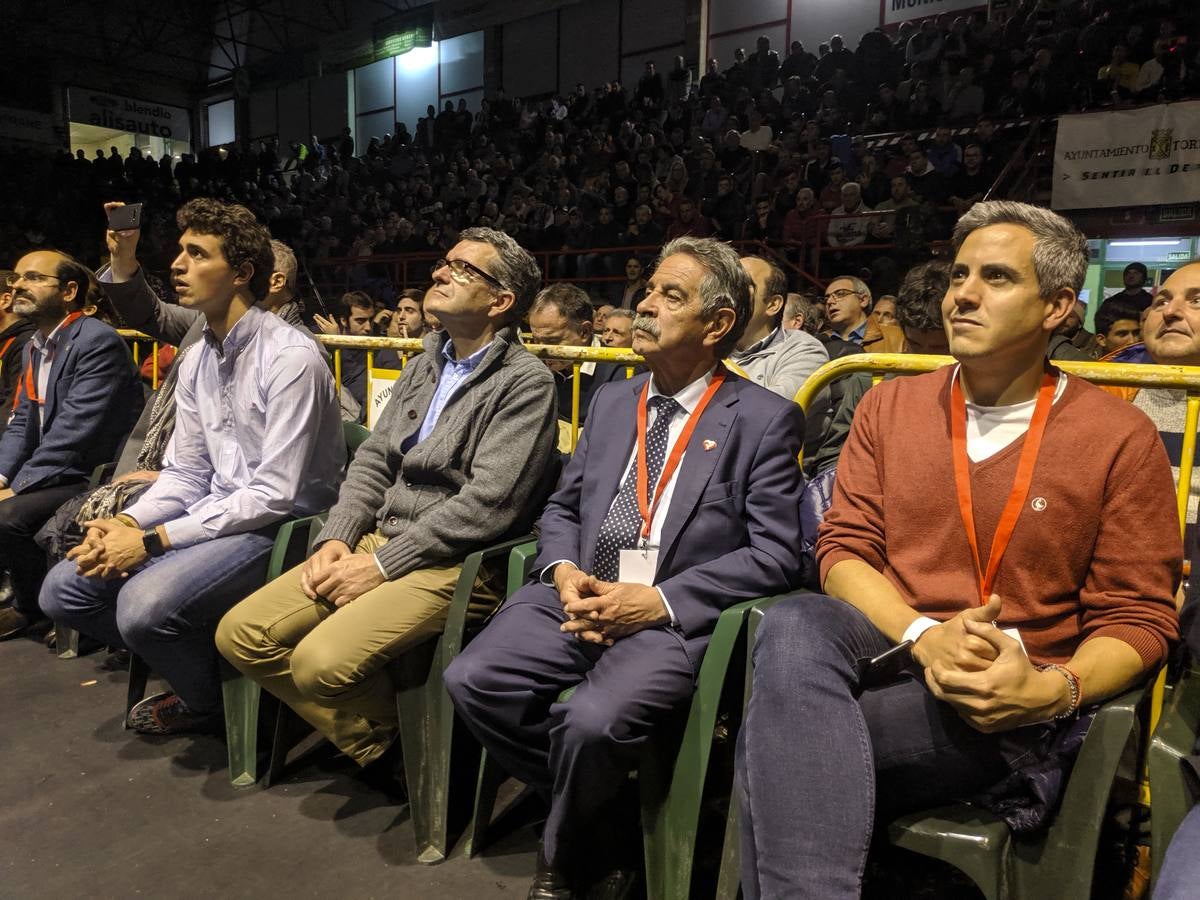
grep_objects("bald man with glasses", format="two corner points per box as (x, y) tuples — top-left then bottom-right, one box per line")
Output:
(217, 228), (559, 771)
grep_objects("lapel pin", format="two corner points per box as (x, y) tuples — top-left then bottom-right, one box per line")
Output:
(702, 439), (717, 451)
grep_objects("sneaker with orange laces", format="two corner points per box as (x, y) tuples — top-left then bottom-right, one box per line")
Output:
(126, 691), (223, 735)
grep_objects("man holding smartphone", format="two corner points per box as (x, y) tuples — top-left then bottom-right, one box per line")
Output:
(738, 202), (1181, 898)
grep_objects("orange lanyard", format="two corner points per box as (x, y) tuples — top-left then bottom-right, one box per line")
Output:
(21, 312), (84, 407)
(635, 372), (725, 540)
(950, 368), (1057, 606)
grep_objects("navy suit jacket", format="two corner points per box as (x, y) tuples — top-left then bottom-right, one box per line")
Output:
(0, 316), (143, 493)
(534, 368), (807, 644)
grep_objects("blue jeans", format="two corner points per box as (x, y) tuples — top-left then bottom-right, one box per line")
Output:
(1155, 803), (1200, 899)
(736, 593), (1017, 900)
(39, 531), (276, 714)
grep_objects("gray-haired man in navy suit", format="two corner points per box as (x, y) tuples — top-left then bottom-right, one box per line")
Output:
(446, 236), (808, 899)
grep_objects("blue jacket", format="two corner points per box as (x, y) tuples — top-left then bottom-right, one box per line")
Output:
(534, 369), (807, 646)
(0, 316), (143, 493)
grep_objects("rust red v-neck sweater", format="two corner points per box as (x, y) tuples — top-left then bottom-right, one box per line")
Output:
(818, 367), (1180, 668)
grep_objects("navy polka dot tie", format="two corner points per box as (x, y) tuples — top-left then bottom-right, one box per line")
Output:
(592, 396), (682, 582)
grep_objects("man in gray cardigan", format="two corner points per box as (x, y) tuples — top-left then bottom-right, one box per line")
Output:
(217, 227), (559, 768)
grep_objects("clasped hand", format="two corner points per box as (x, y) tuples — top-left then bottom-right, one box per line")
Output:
(914, 595), (1070, 733)
(555, 567), (669, 645)
(67, 519), (148, 579)
(301, 540), (385, 607)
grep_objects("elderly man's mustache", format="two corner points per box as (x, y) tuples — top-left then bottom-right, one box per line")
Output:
(631, 316), (660, 338)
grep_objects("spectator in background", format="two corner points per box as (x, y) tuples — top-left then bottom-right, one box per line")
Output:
(636, 61), (664, 111)
(706, 172), (748, 240)
(592, 303), (615, 335)
(1094, 296), (1144, 357)
(948, 143), (990, 215)
(667, 198), (714, 240)
(782, 187), (820, 248)
(601, 308), (634, 348)
(926, 125), (963, 177)
(783, 293), (825, 335)
(780, 41), (817, 81)
(388, 288), (426, 340)
(1098, 43), (1140, 101)
(1115, 262), (1155, 311)
(823, 275), (906, 353)
(743, 196), (783, 243)
(0, 252), (143, 639)
(667, 55), (693, 105)
(739, 109), (775, 153)
(528, 284), (626, 439)
(41, 199), (343, 736)
(0, 271), (36, 426)
(827, 183), (872, 250)
(618, 257), (648, 310)
(1051, 299), (1101, 360)
(733, 256), (831, 403)
(320, 291), (402, 422)
(747, 35), (782, 91)
(906, 146), (948, 205)
(871, 295), (897, 328)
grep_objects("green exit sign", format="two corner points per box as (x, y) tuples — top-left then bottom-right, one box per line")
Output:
(376, 24), (432, 59)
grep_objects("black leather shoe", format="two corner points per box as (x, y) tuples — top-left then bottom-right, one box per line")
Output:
(586, 867), (638, 900)
(0, 607), (35, 641)
(528, 846), (577, 900)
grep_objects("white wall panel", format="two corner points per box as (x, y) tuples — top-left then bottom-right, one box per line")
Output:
(439, 31), (485, 95)
(620, 45), (685, 89)
(395, 44), (439, 131)
(789, 0), (880, 60)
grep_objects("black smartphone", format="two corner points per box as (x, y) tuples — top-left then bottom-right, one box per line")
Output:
(107, 203), (143, 231)
(854, 640), (914, 692)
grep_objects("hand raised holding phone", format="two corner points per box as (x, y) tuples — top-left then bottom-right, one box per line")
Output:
(103, 201), (142, 283)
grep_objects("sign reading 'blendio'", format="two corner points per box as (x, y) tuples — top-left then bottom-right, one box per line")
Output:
(67, 88), (192, 144)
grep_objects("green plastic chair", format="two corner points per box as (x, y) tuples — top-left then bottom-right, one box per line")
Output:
(466, 540), (759, 899)
(54, 461), (119, 659)
(1148, 664), (1200, 887)
(715, 598), (1155, 900)
(396, 535), (537, 865)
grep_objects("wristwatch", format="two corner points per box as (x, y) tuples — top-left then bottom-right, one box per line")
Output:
(142, 527), (167, 558)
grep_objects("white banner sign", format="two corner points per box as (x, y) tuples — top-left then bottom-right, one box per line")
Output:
(882, 0), (985, 27)
(367, 367), (403, 429)
(1053, 101), (1200, 210)
(0, 104), (61, 147)
(67, 88), (192, 144)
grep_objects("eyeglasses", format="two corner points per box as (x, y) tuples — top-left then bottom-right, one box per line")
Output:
(12, 271), (62, 285)
(432, 258), (505, 291)
(824, 288), (860, 302)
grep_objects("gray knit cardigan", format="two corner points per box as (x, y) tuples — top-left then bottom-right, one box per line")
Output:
(316, 325), (559, 579)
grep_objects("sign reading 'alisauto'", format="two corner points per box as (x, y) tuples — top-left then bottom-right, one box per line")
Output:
(67, 88), (192, 144)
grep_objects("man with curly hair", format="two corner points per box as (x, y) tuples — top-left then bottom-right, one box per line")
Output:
(40, 199), (345, 735)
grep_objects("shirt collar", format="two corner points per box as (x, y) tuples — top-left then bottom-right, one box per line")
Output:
(442, 336), (493, 370)
(733, 326), (780, 359)
(847, 318), (868, 343)
(203, 305), (266, 358)
(32, 313), (78, 353)
(647, 365), (718, 415)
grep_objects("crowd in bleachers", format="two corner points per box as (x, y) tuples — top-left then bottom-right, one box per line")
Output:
(4, 1), (1200, 897)
(3, 0), (1195, 311)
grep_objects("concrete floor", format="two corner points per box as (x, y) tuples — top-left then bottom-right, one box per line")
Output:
(0, 633), (539, 900)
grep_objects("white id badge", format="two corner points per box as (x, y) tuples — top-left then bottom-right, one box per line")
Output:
(1002, 627), (1027, 654)
(619, 548), (659, 585)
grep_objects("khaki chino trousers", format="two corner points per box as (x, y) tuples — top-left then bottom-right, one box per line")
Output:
(216, 532), (500, 765)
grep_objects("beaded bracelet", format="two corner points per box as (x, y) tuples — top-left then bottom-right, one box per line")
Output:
(1037, 663), (1082, 719)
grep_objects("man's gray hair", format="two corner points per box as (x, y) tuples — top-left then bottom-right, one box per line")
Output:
(656, 236), (753, 357)
(952, 200), (1089, 297)
(459, 226), (543, 324)
(605, 308), (635, 323)
(530, 282), (592, 329)
(830, 274), (872, 308)
(270, 239), (297, 291)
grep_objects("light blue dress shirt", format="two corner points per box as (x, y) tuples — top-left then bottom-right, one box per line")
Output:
(412, 337), (493, 445)
(123, 306), (345, 549)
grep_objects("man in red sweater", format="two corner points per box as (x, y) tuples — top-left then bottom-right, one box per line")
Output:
(737, 200), (1181, 899)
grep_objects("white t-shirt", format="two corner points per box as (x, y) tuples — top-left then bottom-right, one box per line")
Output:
(962, 367), (1068, 463)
